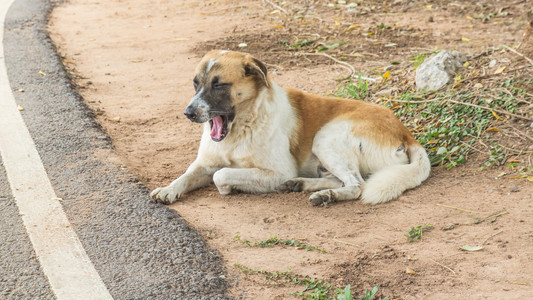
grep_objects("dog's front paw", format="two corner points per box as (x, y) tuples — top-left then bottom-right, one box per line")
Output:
(276, 179), (303, 193)
(309, 190), (335, 206)
(150, 186), (179, 204)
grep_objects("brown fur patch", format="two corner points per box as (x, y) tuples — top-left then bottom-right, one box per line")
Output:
(287, 89), (418, 166)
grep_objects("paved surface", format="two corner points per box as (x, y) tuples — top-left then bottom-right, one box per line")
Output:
(0, 158), (55, 299)
(1, 0), (231, 299)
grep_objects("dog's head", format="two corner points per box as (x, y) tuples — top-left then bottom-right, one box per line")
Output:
(184, 50), (270, 142)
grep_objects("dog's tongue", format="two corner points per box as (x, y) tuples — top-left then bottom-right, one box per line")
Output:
(210, 116), (223, 140)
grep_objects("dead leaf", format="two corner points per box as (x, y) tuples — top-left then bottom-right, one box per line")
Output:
(51, 197), (63, 201)
(382, 71), (390, 80)
(17, 105), (24, 111)
(508, 175), (527, 179)
(347, 24), (361, 31)
(406, 267), (415, 274)
(38, 71), (46, 76)
(486, 127), (500, 132)
(460, 245), (484, 252)
(18, 89), (25, 92)
(494, 66), (506, 74)
(110, 116), (121, 122)
(490, 110), (503, 120)
(527, 176), (533, 182)
(461, 37), (471, 42)
(273, 24), (283, 28)
(238, 43), (247, 48)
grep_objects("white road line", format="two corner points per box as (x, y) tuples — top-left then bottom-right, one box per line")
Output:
(0, 1), (113, 299)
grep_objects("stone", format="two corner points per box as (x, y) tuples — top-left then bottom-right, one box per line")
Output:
(415, 50), (467, 91)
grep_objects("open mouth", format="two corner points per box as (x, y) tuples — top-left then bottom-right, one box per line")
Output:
(209, 115), (229, 142)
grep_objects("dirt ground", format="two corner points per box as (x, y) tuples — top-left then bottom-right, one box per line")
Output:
(49, 0), (533, 299)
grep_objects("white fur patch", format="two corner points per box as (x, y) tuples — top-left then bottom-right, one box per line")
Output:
(206, 58), (217, 74)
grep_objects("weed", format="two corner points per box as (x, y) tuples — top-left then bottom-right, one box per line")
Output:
(235, 264), (386, 300)
(255, 237), (326, 253)
(404, 224), (433, 243)
(234, 235), (326, 252)
(336, 75), (370, 100)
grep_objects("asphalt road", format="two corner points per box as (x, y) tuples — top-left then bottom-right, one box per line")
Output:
(1, 0), (231, 299)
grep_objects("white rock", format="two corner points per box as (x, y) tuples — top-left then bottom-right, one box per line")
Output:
(415, 50), (466, 91)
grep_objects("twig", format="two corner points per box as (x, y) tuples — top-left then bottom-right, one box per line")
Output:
(482, 230), (503, 245)
(435, 203), (479, 214)
(458, 65), (530, 83)
(498, 144), (533, 154)
(331, 238), (360, 248)
(446, 99), (533, 122)
(429, 258), (456, 275)
(483, 211), (509, 222)
(262, 0), (288, 14)
(504, 45), (533, 67)
(299, 52), (360, 80)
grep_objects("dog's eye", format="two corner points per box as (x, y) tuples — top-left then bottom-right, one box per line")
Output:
(211, 76), (230, 89)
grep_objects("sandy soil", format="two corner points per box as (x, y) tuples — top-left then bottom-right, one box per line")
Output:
(49, 0), (533, 299)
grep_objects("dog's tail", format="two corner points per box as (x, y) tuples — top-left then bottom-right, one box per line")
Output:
(361, 144), (431, 205)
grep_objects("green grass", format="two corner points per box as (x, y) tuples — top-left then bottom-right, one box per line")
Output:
(336, 75), (370, 100)
(234, 235), (326, 253)
(234, 263), (386, 300)
(404, 224), (433, 243)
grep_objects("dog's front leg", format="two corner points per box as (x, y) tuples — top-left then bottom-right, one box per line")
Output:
(150, 162), (217, 204)
(213, 168), (287, 195)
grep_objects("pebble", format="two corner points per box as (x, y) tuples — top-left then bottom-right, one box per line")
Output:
(508, 185), (519, 192)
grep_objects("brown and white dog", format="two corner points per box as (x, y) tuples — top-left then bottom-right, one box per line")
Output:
(150, 50), (431, 206)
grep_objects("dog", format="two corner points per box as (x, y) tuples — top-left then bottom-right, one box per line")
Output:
(150, 50), (431, 206)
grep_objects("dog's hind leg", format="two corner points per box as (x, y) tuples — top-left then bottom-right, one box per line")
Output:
(307, 121), (365, 205)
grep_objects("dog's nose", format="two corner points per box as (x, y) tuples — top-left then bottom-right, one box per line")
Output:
(184, 106), (197, 120)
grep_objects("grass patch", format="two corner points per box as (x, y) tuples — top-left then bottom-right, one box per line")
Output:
(234, 235), (326, 253)
(404, 224), (433, 243)
(234, 263), (386, 300)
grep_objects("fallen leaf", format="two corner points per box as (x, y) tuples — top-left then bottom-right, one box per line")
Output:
(347, 24), (361, 30)
(17, 105), (24, 111)
(38, 71), (46, 76)
(460, 245), (483, 252)
(486, 127), (500, 132)
(406, 267), (415, 274)
(513, 282), (529, 286)
(110, 116), (121, 122)
(51, 197), (63, 201)
(273, 24), (283, 28)
(238, 42), (248, 48)
(508, 175), (527, 179)
(473, 83), (483, 89)
(384, 43), (397, 47)
(463, 61), (470, 67)
(18, 88), (25, 92)
(490, 110), (503, 120)
(494, 66), (506, 74)
(382, 71), (390, 80)
(466, 15), (473, 20)
(461, 37), (471, 42)
(497, 172), (507, 177)
(528, 176), (533, 182)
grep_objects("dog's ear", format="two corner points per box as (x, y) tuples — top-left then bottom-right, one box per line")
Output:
(244, 57), (270, 88)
